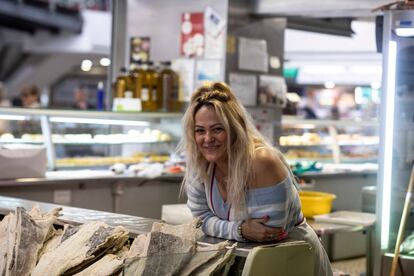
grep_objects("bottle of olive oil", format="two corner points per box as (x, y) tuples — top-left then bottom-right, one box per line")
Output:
(140, 61), (150, 110)
(114, 67), (130, 98)
(130, 61), (143, 100)
(142, 61), (159, 111)
(159, 61), (181, 112)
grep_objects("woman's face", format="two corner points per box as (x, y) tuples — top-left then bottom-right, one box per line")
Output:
(194, 105), (228, 163)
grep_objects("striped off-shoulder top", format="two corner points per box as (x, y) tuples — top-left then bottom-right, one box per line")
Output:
(186, 165), (304, 242)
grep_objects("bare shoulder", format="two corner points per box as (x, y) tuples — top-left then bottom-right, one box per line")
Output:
(250, 147), (288, 188)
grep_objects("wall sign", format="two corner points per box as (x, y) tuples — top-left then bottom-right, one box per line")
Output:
(180, 12), (204, 57)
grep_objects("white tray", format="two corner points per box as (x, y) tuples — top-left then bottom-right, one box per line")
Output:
(313, 211), (376, 226)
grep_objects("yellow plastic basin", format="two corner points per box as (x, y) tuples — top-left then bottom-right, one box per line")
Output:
(299, 191), (336, 218)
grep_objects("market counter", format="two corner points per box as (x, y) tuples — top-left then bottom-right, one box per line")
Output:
(0, 195), (156, 237)
(0, 195), (281, 257)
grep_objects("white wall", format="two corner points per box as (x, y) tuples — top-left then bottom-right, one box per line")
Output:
(126, 0), (228, 64)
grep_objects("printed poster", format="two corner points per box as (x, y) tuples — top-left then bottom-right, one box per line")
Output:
(180, 12), (205, 57)
(130, 37), (150, 63)
(204, 6), (226, 59)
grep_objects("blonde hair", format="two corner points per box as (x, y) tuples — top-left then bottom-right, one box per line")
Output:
(179, 82), (294, 211)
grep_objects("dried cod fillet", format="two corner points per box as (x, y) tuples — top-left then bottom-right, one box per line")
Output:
(32, 221), (128, 276)
(123, 231), (195, 276)
(29, 205), (62, 241)
(180, 240), (231, 276)
(61, 224), (82, 243)
(150, 217), (202, 243)
(73, 254), (123, 276)
(191, 243), (237, 276)
(2, 212), (17, 276)
(124, 219), (203, 276)
(127, 234), (147, 258)
(0, 213), (14, 276)
(38, 223), (81, 261)
(37, 228), (63, 261)
(4, 207), (60, 276)
(74, 246), (129, 276)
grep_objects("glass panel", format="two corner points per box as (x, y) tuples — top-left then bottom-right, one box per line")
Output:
(387, 33), (414, 254)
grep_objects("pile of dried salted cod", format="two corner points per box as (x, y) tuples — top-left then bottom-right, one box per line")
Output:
(0, 206), (61, 276)
(0, 207), (235, 276)
(123, 217), (236, 276)
(0, 206), (129, 276)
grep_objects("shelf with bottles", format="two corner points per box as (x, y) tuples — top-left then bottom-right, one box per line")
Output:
(279, 116), (379, 164)
(113, 60), (184, 113)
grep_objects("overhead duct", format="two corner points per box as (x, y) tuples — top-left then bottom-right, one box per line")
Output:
(287, 17), (355, 37)
(0, 0), (83, 34)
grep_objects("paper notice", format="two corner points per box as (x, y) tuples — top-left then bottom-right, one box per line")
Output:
(238, 37), (268, 72)
(229, 73), (257, 106)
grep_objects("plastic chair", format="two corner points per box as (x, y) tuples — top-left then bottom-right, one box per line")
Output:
(241, 241), (314, 276)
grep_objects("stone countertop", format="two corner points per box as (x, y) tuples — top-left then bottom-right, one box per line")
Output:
(0, 195), (307, 257)
(0, 195), (156, 236)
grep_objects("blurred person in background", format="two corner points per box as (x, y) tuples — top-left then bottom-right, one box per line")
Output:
(0, 82), (11, 107)
(20, 84), (40, 108)
(0, 82), (11, 133)
(13, 84), (42, 136)
(72, 87), (94, 109)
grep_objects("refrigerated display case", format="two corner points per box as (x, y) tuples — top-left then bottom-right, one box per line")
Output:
(0, 107), (182, 170)
(375, 8), (414, 276)
(279, 115), (379, 165)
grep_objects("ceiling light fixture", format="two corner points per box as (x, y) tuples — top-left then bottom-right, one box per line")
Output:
(324, 81), (335, 89)
(100, 58), (111, 66)
(81, 59), (93, 72)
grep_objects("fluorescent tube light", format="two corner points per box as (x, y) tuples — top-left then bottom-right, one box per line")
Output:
(50, 117), (150, 127)
(395, 27), (414, 37)
(381, 40), (397, 250)
(0, 115), (27, 121)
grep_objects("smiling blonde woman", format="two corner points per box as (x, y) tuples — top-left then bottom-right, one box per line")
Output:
(179, 82), (332, 276)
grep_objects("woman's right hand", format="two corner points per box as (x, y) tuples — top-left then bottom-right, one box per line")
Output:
(240, 216), (287, 243)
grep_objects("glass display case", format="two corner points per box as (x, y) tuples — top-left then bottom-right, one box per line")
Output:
(0, 107), (182, 170)
(279, 115), (379, 165)
(375, 8), (414, 276)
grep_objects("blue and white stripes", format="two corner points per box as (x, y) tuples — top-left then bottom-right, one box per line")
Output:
(186, 175), (303, 242)
(187, 184), (243, 241)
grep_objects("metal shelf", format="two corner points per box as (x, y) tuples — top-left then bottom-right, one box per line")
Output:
(0, 107), (183, 122)
(281, 140), (379, 147)
(281, 115), (379, 128)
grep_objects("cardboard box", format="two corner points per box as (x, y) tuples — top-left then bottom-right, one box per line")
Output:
(0, 145), (47, 179)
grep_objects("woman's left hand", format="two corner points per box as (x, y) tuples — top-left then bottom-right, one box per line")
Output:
(240, 216), (288, 242)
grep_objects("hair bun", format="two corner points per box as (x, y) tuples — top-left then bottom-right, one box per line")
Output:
(198, 90), (229, 103)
